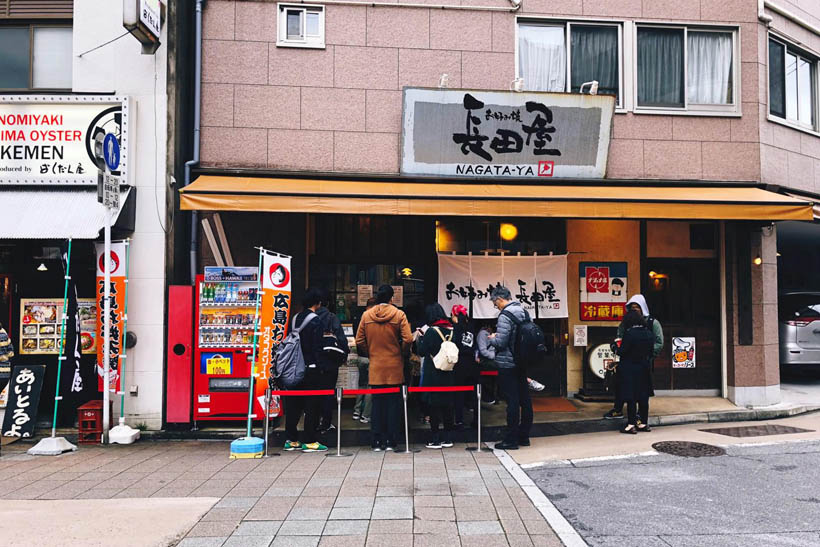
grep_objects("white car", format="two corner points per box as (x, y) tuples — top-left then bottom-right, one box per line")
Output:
(779, 292), (820, 366)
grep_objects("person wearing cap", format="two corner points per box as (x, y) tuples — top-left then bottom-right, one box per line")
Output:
(604, 294), (664, 421)
(450, 305), (478, 428)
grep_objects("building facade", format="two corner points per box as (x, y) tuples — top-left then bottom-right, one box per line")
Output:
(169, 0), (820, 425)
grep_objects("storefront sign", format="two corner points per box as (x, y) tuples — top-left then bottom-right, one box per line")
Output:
(0, 96), (130, 185)
(95, 242), (128, 392)
(259, 252), (292, 417)
(2, 365), (46, 439)
(438, 254), (567, 319)
(573, 325), (588, 347)
(672, 337), (696, 368)
(20, 298), (96, 355)
(401, 88), (614, 179)
(201, 352), (233, 375)
(356, 285), (373, 307)
(204, 266), (258, 281)
(588, 343), (614, 380)
(579, 262), (628, 321)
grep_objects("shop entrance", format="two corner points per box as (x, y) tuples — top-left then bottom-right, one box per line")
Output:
(644, 258), (721, 391)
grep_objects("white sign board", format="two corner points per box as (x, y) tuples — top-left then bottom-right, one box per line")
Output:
(140, 0), (161, 39)
(438, 254), (567, 319)
(401, 88), (615, 179)
(588, 343), (615, 380)
(102, 174), (120, 209)
(356, 285), (373, 307)
(0, 96), (129, 185)
(672, 337), (696, 369)
(391, 285), (404, 308)
(573, 325), (588, 347)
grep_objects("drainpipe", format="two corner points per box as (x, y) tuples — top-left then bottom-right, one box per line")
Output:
(185, 0), (204, 284)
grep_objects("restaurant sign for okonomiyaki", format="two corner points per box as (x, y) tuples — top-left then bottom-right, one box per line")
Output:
(401, 88), (615, 179)
(0, 96), (130, 185)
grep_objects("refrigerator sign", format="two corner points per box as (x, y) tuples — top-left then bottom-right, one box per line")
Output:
(579, 262), (627, 321)
(201, 352), (233, 375)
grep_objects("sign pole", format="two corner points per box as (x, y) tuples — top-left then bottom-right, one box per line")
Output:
(102, 198), (112, 444)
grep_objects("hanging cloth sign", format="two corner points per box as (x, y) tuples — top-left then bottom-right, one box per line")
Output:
(95, 242), (128, 392)
(2, 365), (46, 439)
(258, 252), (292, 417)
(438, 254), (567, 319)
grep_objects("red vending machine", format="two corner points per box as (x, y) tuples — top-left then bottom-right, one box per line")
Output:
(193, 267), (260, 422)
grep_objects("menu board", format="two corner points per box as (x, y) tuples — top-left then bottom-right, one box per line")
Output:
(19, 298), (97, 355)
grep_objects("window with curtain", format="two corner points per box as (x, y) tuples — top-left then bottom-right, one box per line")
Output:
(769, 37), (817, 129)
(518, 22), (621, 105)
(637, 26), (736, 111)
(0, 26), (72, 90)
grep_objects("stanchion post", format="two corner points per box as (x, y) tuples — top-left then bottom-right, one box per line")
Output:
(327, 387), (352, 458)
(466, 384), (482, 452)
(263, 388), (271, 457)
(401, 386), (420, 454)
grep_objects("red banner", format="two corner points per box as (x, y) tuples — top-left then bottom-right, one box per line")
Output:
(257, 252), (292, 417)
(95, 243), (127, 392)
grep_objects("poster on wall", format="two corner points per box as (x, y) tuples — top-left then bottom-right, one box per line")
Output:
(19, 299), (96, 355)
(0, 96), (130, 185)
(672, 337), (696, 368)
(579, 262), (628, 321)
(258, 251), (292, 418)
(95, 242), (128, 392)
(438, 254), (567, 319)
(356, 285), (373, 306)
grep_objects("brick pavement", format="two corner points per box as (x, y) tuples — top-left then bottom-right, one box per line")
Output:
(0, 441), (563, 546)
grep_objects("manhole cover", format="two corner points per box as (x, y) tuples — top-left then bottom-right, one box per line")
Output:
(652, 441), (726, 458)
(699, 424), (814, 438)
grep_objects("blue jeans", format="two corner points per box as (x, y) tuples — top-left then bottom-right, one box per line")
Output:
(497, 368), (533, 445)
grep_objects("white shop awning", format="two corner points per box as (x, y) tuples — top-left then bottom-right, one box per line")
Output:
(0, 186), (133, 239)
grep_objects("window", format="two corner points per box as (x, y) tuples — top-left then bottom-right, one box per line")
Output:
(769, 37), (817, 130)
(636, 26), (735, 112)
(517, 21), (621, 106)
(277, 4), (324, 48)
(0, 25), (72, 90)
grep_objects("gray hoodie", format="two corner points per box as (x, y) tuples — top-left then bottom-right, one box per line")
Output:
(617, 294), (664, 358)
(476, 328), (496, 361)
(489, 301), (527, 369)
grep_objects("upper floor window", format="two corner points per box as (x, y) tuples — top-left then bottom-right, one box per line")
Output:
(769, 37), (817, 130)
(517, 21), (621, 107)
(277, 3), (324, 49)
(636, 25), (736, 113)
(0, 25), (72, 90)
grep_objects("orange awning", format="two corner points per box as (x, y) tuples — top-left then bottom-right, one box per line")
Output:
(180, 175), (816, 221)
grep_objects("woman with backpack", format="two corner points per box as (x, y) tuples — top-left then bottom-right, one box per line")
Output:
(615, 308), (655, 434)
(418, 303), (458, 449)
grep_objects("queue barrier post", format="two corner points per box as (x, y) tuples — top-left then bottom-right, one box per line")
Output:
(401, 386), (421, 454)
(263, 387), (273, 458)
(327, 387), (353, 458)
(465, 383), (482, 453)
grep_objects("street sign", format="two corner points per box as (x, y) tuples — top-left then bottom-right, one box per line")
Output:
(103, 133), (120, 172)
(102, 174), (120, 209)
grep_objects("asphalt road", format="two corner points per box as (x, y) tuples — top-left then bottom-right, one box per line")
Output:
(526, 439), (820, 547)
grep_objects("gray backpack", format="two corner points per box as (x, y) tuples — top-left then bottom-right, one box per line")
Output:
(273, 312), (317, 389)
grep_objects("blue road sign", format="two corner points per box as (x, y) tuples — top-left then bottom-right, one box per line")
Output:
(103, 133), (120, 171)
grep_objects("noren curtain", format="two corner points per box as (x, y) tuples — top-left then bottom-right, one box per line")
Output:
(518, 25), (566, 92)
(687, 31), (733, 104)
(570, 25), (619, 101)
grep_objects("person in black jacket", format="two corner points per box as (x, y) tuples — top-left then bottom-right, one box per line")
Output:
(419, 303), (457, 449)
(451, 305), (477, 428)
(615, 309), (655, 434)
(283, 288), (327, 452)
(316, 288), (350, 433)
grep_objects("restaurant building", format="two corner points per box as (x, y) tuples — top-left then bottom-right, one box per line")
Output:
(174, 0), (820, 422)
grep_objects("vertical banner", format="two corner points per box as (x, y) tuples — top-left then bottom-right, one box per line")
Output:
(95, 242), (127, 392)
(258, 253), (292, 417)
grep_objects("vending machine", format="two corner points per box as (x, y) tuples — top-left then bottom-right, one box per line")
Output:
(192, 267), (260, 422)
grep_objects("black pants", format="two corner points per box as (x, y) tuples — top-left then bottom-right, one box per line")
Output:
(454, 391), (476, 424)
(626, 398), (649, 426)
(497, 368), (533, 445)
(371, 384), (402, 446)
(320, 367), (339, 427)
(429, 404), (454, 443)
(610, 368), (624, 412)
(284, 368), (322, 444)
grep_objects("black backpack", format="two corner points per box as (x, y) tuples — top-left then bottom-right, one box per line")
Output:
(320, 313), (348, 369)
(501, 308), (547, 370)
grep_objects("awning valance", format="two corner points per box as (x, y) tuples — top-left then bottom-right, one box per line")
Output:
(0, 187), (134, 239)
(180, 176), (816, 221)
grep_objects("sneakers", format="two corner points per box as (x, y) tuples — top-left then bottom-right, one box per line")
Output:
(372, 442), (383, 452)
(318, 423), (336, 434)
(302, 442), (328, 452)
(527, 378), (546, 392)
(441, 441), (454, 448)
(359, 416), (370, 424)
(603, 409), (624, 419)
(426, 441), (442, 449)
(283, 440), (303, 451)
(384, 442), (397, 452)
(352, 411), (361, 420)
(637, 421), (651, 432)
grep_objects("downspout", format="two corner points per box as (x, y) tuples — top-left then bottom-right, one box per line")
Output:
(185, 0), (204, 284)
(758, 0), (773, 26)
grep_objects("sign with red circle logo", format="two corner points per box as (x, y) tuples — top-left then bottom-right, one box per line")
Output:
(98, 250), (120, 275)
(269, 263), (290, 288)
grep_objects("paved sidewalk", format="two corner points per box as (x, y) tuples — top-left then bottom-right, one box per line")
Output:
(0, 441), (563, 547)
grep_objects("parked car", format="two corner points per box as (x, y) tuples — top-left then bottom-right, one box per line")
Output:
(779, 292), (820, 366)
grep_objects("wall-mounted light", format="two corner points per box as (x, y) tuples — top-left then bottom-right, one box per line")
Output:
(510, 78), (524, 92)
(499, 223), (518, 241)
(36, 263), (48, 272)
(648, 270), (657, 278)
(438, 73), (449, 89)
(753, 256), (762, 266)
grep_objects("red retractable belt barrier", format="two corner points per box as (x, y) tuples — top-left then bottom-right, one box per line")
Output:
(480, 370), (499, 376)
(343, 387), (402, 396)
(407, 385), (475, 393)
(269, 389), (336, 396)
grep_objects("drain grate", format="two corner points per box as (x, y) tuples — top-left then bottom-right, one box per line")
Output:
(652, 441), (726, 458)
(699, 424), (814, 438)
